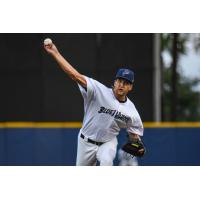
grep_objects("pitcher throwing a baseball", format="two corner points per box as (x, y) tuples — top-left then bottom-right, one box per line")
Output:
(44, 38), (145, 166)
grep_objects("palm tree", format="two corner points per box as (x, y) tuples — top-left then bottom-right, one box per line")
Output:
(171, 33), (178, 121)
(161, 33), (189, 121)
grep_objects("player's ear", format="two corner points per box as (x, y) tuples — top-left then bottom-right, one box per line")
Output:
(128, 84), (133, 91)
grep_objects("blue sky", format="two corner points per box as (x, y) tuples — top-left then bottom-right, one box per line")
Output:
(179, 35), (200, 79)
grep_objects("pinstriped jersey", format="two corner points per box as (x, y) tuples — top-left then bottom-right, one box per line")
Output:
(78, 76), (143, 142)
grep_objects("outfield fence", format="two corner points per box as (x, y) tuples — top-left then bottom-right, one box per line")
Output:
(0, 122), (200, 166)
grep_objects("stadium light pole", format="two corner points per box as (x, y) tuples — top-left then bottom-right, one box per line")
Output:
(153, 33), (161, 122)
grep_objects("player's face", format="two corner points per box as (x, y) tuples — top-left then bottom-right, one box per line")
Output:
(113, 78), (133, 96)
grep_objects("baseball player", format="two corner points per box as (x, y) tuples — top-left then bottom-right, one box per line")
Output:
(44, 39), (144, 166)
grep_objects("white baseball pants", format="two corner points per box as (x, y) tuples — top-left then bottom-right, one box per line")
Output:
(76, 134), (118, 166)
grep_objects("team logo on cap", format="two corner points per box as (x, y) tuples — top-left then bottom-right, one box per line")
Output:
(122, 69), (130, 75)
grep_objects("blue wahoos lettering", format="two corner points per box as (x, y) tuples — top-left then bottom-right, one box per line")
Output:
(98, 106), (129, 123)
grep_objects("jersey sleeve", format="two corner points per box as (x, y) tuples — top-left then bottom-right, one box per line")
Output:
(77, 76), (97, 101)
(126, 112), (144, 136)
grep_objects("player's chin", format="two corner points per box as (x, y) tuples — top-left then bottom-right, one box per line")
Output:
(117, 90), (125, 96)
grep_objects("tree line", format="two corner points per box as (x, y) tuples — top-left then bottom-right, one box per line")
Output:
(161, 33), (200, 121)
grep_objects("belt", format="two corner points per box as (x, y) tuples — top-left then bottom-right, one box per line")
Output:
(80, 133), (104, 146)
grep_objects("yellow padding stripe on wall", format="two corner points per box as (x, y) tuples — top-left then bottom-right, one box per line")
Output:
(0, 122), (82, 128)
(0, 122), (200, 128)
(144, 122), (200, 128)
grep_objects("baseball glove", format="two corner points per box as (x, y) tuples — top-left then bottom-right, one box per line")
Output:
(122, 140), (146, 157)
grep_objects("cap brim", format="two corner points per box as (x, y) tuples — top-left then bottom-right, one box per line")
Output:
(115, 76), (133, 83)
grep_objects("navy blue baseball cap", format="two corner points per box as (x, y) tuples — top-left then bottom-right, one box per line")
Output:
(115, 68), (134, 83)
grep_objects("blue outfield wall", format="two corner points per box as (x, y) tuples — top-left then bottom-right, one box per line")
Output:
(0, 127), (200, 166)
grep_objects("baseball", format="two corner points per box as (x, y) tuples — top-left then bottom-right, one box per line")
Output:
(44, 38), (53, 46)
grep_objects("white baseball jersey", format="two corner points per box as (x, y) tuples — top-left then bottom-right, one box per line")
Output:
(78, 76), (143, 142)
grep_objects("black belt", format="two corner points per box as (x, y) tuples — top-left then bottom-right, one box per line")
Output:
(80, 133), (104, 146)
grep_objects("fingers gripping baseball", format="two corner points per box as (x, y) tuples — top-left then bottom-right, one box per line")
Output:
(43, 38), (58, 55)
